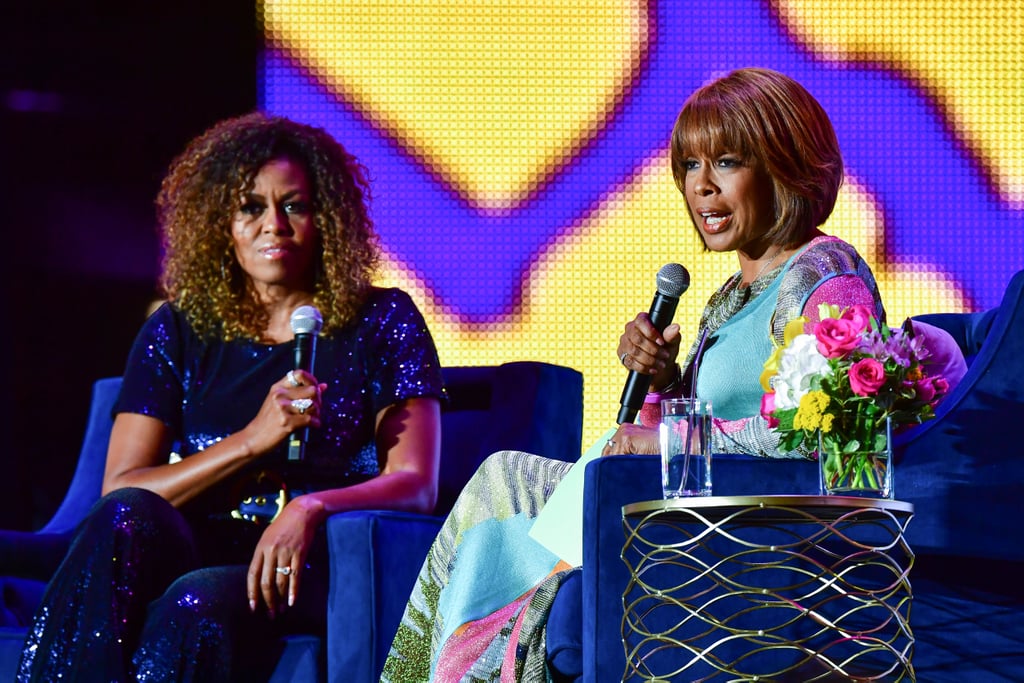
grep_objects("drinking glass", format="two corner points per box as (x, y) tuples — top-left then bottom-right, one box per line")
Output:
(660, 398), (713, 497)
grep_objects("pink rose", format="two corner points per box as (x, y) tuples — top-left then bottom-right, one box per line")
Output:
(760, 392), (779, 428)
(814, 318), (864, 358)
(839, 305), (875, 333)
(914, 378), (937, 404)
(849, 358), (886, 396)
(927, 376), (951, 406)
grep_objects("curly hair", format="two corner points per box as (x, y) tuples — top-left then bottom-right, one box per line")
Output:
(156, 111), (380, 340)
(670, 67), (844, 249)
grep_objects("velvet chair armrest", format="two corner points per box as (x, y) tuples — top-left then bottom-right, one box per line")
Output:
(324, 510), (443, 682)
(580, 456), (659, 682)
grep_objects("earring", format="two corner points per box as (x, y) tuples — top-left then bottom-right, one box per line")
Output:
(220, 252), (234, 282)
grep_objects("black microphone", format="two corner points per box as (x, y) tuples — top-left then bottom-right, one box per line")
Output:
(617, 263), (691, 424)
(288, 305), (323, 462)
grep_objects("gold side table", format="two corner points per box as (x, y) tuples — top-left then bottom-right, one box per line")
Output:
(621, 496), (915, 681)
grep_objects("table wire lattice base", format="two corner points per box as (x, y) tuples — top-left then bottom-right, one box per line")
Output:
(621, 498), (915, 681)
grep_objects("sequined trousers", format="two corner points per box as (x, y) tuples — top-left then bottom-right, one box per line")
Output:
(16, 487), (328, 682)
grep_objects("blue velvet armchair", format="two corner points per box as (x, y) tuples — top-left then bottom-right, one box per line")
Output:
(323, 361), (584, 681)
(557, 269), (1024, 682)
(0, 361), (584, 682)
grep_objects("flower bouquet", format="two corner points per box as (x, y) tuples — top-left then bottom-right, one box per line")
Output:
(759, 304), (950, 497)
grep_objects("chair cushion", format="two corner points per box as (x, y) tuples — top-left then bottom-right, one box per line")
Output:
(269, 635), (323, 683)
(913, 310), (996, 366)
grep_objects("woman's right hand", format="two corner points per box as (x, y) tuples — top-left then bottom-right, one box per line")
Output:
(238, 369), (326, 458)
(616, 312), (682, 391)
(104, 370), (327, 507)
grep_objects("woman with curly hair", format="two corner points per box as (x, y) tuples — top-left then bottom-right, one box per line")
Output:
(18, 112), (444, 681)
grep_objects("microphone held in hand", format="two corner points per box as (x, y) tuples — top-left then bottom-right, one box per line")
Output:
(288, 305), (323, 461)
(617, 263), (690, 425)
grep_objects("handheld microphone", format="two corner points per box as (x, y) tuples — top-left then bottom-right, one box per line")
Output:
(616, 263), (691, 424)
(288, 305), (323, 461)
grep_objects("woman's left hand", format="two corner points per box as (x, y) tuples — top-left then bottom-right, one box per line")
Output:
(247, 496), (324, 616)
(601, 423), (659, 456)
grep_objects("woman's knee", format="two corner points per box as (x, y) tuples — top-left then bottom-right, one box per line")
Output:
(88, 488), (183, 532)
(79, 488), (196, 563)
(477, 450), (542, 478)
(151, 566), (250, 622)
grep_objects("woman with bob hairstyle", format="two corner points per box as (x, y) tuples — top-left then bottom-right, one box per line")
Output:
(18, 112), (444, 681)
(383, 67), (892, 682)
(385, 68), (964, 681)
(606, 65), (886, 457)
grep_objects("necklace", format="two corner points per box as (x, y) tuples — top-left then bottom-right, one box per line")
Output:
(736, 247), (783, 307)
(744, 247), (783, 286)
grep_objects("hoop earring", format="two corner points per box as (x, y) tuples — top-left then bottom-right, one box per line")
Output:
(221, 252), (234, 283)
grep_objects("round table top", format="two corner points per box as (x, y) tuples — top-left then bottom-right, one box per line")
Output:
(623, 495), (913, 522)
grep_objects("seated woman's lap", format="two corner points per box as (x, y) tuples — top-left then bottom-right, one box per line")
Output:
(133, 565), (283, 680)
(81, 488), (329, 674)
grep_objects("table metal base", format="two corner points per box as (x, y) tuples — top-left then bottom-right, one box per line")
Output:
(621, 496), (915, 681)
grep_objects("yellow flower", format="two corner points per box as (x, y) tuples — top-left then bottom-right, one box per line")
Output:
(760, 347), (784, 391)
(794, 390), (830, 432)
(820, 413), (835, 433)
(760, 316), (809, 391)
(783, 316), (808, 346)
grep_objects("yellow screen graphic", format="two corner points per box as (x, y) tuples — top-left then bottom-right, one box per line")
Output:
(261, 0), (1022, 450)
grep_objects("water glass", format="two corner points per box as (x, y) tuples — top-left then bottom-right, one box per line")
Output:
(660, 398), (713, 497)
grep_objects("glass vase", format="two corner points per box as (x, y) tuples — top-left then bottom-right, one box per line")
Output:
(818, 418), (893, 499)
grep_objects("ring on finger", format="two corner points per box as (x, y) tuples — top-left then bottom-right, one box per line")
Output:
(619, 352), (628, 366)
(286, 370), (300, 387)
(275, 566), (292, 576)
(291, 398), (313, 414)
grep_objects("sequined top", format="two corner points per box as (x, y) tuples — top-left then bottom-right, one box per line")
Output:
(114, 287), (445, 517)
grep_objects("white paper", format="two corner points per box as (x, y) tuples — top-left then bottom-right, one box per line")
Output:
(527, 427), (618, 567)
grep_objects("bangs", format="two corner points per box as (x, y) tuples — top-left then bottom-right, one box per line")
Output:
(673, 96), (753, 160)
(670, 93), (754, 189)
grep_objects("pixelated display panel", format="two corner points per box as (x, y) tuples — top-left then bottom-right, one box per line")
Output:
(260, 0), (1022, 449)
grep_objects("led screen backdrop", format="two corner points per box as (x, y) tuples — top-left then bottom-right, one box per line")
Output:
(259, 0), (1023, 449)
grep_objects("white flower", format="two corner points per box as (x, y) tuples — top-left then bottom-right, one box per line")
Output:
(771, 334), (829, 410)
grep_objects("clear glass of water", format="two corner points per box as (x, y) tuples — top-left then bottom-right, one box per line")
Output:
(660, 398), (713, 498)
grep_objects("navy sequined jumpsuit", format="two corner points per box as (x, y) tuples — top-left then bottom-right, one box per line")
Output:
(17, 288), (444, 682)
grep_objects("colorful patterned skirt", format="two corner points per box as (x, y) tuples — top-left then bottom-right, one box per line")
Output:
(383, 451), (576, 682)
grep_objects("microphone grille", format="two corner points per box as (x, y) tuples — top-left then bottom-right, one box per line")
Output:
(656, 263), (690, 297)
(290, 305), (323, 335)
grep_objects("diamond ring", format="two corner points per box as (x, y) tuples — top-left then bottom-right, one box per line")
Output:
(286, 370), (300, 387)
(291, 398), (313, 414)
(275, 566), (292, 576)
